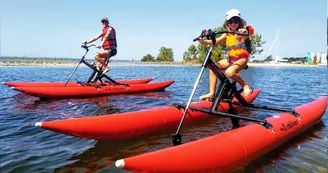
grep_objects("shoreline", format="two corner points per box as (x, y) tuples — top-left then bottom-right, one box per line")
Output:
(0, 62), (325, 68)
(247, 63), (323, 67)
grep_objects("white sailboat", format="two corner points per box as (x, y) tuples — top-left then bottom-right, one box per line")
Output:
(265, 29), (287, 64)
(320, 52), (327, 66)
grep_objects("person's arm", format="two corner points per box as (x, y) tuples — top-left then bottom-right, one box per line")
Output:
(84, 32), (102, 44)
(199, 38), (211, 45)
(215, 33), (226, 45)
(199, 33), (226, 45)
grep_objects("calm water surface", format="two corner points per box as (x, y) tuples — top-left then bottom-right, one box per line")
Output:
(0, 65), (327, 173)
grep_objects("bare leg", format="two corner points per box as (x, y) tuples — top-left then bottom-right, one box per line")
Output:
(225, 58), (251, 97)
(94, 50), (110, 73)
(200, 59), (230, 100)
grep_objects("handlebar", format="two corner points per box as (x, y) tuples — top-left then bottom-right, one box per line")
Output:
(193, 30), (249, 42)
(81, 44), (96, 49)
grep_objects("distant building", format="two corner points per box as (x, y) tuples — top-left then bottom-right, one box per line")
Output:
(307, 52), (315, 63)
(320, 52), (327, 65)
(307, 52), (311, 63)
(307, 52), (326, 64)
(316, 52), (321, 63)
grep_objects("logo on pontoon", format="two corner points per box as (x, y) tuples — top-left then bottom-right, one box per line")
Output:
(280, 120), (298, 131)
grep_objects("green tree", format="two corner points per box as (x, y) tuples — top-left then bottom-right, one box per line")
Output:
(250, 34), (265, 58)
(313, 56), (317, 65)
(141, 54), (155, 62)
(183, 44), (198, 62)
(156, 47), (174, 62)
(191, 27), (226, 63)
(183, 51), (191, 62)
(264, 55), (273, 61)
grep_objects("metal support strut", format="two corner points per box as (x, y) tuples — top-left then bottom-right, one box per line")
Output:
(65, 44), (129, 87)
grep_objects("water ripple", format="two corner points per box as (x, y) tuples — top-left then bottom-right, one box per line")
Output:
(0, 66), (327, 173)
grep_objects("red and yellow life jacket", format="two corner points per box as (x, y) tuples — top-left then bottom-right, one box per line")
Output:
(226, 25), (254, 59)
(101, 26), (117, 49)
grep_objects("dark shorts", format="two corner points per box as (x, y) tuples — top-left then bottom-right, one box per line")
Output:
(105, 49), (117, 57)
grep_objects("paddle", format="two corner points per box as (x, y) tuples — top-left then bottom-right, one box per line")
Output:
(172, 30), (249, 146)
(64, 44), (96, 87)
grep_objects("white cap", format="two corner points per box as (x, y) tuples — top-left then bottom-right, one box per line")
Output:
(223, 9), (246, 28)
(226, 9), (241, 20)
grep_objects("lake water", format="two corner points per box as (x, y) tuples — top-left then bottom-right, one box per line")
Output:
(0, 65), (327, 173)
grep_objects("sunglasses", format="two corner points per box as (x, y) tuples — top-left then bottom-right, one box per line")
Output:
(228, 17), (240, 25)
(101, 20), (108, 24)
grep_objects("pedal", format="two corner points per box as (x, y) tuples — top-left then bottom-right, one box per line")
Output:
(77, 81), (92, 86)
(87, 83), (101, 89)
(173, 102), (185, 109)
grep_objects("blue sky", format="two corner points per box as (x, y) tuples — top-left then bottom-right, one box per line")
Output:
(0, 0), (326, 61)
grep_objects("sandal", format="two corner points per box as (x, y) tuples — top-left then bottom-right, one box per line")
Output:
(101, 68), (110, 76)
(243, 82), (253, 98)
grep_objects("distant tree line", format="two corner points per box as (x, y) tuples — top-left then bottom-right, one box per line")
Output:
(0, 57), (81, 64)
(252, 56), (307, 63)
(285, 57), (307, 63)
(141, 47), (174, 62)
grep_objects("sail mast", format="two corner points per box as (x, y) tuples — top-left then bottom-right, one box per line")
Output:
(275, 29), (280, 61)
(266, 29), (280, 60)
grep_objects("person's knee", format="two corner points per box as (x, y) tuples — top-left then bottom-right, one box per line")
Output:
(94, 52), (101, 60)
(216, 63), (224, 69)
(225, 69), (235, 78)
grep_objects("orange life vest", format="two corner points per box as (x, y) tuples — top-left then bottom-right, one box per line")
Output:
(101, 26), (117, 49)
(225, 25), (254, 59)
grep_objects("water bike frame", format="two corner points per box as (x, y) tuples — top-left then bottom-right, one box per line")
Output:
(172, 29), (299, 145)
(64, 44), (128, 87)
